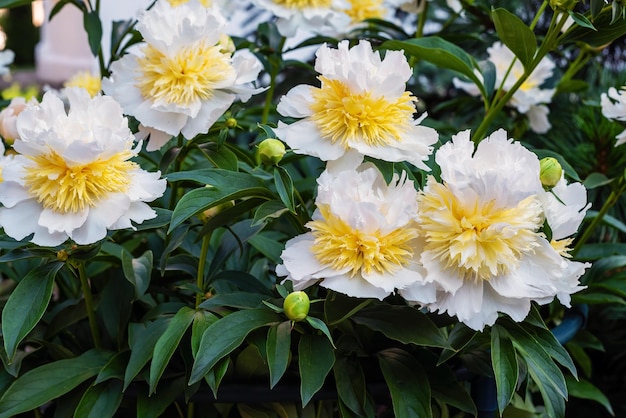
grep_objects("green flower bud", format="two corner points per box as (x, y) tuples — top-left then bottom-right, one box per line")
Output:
(257, 138), (286, 166)
(549, 0), (578, 10)
(283, 291), (310, 322)
(198, 196), (235, 223)
(225, 117), (238, 128)
(539, 157), (563, 189)
(56, 249), (69, 262)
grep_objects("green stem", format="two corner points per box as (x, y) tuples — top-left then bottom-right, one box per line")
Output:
(415, 1), (429, 38)
(187, 402), (195, 418)
(195, 233), (212, 309)
(556, 49), (591, 90)
(571, 179), (626, 258)
(33, 407), (42, 418)
(261, 37), (286, 125)
(168, 135), (185, 211)
(78, 262), (102, 349)
(529, 1), (549, 30)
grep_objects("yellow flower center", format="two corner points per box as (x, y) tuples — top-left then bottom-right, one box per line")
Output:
(417, 180), (544, 281)
(168, 0), (212, 6)
(309, 205), (418, 276)
(273, 0), (332, 9)
(344, 0), (386, 23)
(64, 72), (102, 98)
(310, 77), (416, 148)
(136, 42), (234, 107)
(23, 150), (136, 214)
(551, 238), (573, 258)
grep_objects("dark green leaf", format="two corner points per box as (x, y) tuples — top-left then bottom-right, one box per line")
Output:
(266, 321), (292, 389)
(149, 307), (195, 394)
(562, 6), (626, 47)
(333, 356), (370, 417)
(0, 350), (112, 418)
(189, 309), (281, 385)
(491, 326), (518, 414)
(122, 250), (153, 300)
(251, 200), (289, 226)
(298, 334), (335, 407)
(83, 11), (102, 57)
(74, 380), (123, 418)
(191, 310), (218, 358)
(2, 262), (64, 361)
(134, 208), (172, 231)
(383, 37), (487, 100)
(136, 377), (185, 418)
(566, 376), (614, 416)
(274, 166), (295, 213)
(491, 8), (537, 69)
(568, 11), (597, 30)
(583, 173), (613, 189)
(94, 351), (129, 384)
(124, 318), (170, 390)
(304, 316), (335, 348)
(351, 305), (449, 348)
(0, 0), (34, 7)
(378, 348), (431, 418)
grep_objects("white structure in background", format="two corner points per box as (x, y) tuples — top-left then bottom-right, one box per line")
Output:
(35, 0), (151, 84)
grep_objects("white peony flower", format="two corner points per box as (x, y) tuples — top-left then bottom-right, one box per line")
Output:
(453, 42), (556, 134)
(277, 163), (435, 301)
(407, 129), (589, 330)
(275, 40), (437, 170)
(0, 88), (166, 247)
(600, 86), (626, 146)
(0, 97), (39, 144)
(102, 0), (263, 151)
(249, 0), (351, 37)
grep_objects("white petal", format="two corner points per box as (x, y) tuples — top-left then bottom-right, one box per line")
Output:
(321, 273), (390, 300)
(274, 120), (345, 161)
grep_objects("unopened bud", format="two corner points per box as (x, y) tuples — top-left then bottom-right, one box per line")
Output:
(283, 291), (310, 322)
(56, 250), (69, 262)
(549, 0), (578, 10)
(225, 117), (238, 128)
(257, 138), (286, 166)
(539, 157), (562, 189)
(199, 199), (235, 222)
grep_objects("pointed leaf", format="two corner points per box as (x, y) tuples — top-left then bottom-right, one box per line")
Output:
(2, 261), (64, 361)
(124, 318), (170, 390)
(351, 305), (449, 348)
(74, 380), (123, 418)
(83, 11), (102, 56)
(378, 348), (431, 418)
(149, 306), (195, 394)
(122, 250), (153, 300)
(273, 166), (295, 213)
(0, 350), (112, 418)
(299, 334), (335, 407)
(491, 8), (537, 69)
(383, 37), (487, 100)
(566, 376), (614, 416)
(491, 326), (518, 415)
(305, 316), (335, 348)
(266, 321), (292, 388)
(137, 377), (186, 418)
(191, 310), (219, 358)
(189, 309), (281, 385)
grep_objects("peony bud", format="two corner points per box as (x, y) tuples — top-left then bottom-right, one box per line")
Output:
(0, 97), (37, 144)
(539, 157), (563, 189)
(283, 291), (310, 322)
(199, 198), (235, 223)
(225, 117), (238, 128)
(257, 138), (286, 165)
(549, 0), (578, 10)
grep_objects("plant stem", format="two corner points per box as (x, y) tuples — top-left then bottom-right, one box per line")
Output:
(261, 37), (286, 125)
(195, 233), (212, 309)
(415, 0), (429, 39)
(187, 402), (195, 418)
(78, 262), (102, 349)
(571, 178), (626, 258)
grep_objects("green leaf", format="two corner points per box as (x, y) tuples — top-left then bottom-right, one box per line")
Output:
(266, 321), (292, 389)
(491, 326), (519, 415)
(566, 376), (614, 416)
(95, 351), (130, 384)
(122, 250), (153, 300)
(273, 166), (295, 213)
(568, 10), (597, 30)
(191, 310), (219, 358)
(351, 305), (449, 348)
(149, 306), (195, 394)
(298, 334), (335, 407)
(583, 172), (613, 189)
(199, 292), (270, 310)
(189, 309), (281, 385)
(124, 318), (170, 390)
(74, 380), (123, 418)
(491, 8), (537, 69)
(378, 348), (431, 418)
(137, 377), (186, 418)
(168, 180), (272, 232)
(134, 207), (172, 231)
(0, 0), (34, 7)
(251, 200), (289, 226)
(562, 6), (626, 47)
(304, 316), (335, 348)
(83, 11), (102, 57)
(0, 350), (112, 418)
(2, 262), (64, 361)
(383, 37), (487, 100)
(333, 356), (370, 417)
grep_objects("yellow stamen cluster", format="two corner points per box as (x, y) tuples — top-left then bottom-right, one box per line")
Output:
(344, 0), (385, 23)
(24, 150), (136, 214)
(309, 205), (418, 276)
(417, 181), (544, 281)
(136, 42), (234, 107)
(64, 72), (102, 98)
(273, 0), (332, 9)
(310, 77), (416, 148)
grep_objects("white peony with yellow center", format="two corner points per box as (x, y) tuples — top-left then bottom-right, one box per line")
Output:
(277, 163), (435, 301)
(102, 1), (263, 151)
(275, 40), (437, 170)
(0, 88), (166, 247)
(601, 86), (626, 146)
(249, 0), (351, 37)
(404, 129), (589, 330)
